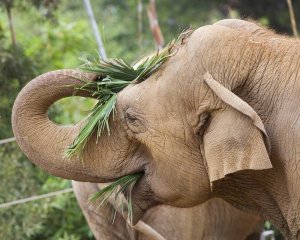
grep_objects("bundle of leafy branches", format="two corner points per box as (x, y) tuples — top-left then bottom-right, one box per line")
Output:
(89, 173), (143, 224)
(65, 38), (181, 223)
(66, 42), (175, 157)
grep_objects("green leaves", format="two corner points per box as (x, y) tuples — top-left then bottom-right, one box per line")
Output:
(81, 58), (137, 82)
(66, 41), (175, 157)
(65, 44), (175, 225)
(65, 94), (117, 158)
(89, 173), (143, 224)
(133, 41), (175, 82)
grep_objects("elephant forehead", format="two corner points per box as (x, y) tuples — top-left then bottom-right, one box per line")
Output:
(116, 76), (180, 110)
(116, 82), (155, 110)
(187, 24), (240, 55)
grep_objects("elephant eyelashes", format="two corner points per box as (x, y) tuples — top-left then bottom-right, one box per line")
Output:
(125, 109), (146, 134)
(126, 111), (138, 124)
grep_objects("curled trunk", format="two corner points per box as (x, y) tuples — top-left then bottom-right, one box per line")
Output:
(12, 69), (110, 181)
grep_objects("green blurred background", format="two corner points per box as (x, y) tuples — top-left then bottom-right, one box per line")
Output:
(0, 0), (298, 239)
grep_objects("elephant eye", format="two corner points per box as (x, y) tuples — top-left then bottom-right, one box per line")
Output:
(126, 111), (138, 124)
(125, 109), (146, 133)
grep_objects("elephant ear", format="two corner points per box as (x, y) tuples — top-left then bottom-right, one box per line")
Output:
(201, 72), (272, 182)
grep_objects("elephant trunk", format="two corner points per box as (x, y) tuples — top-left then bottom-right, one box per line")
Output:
(12, 69), (116, 182)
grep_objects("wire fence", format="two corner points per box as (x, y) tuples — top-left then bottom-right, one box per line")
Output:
(0, 0), (99, 216)
(0, 0), (99, 211)
(0, 135), (275, 239)
(0, 188), (73, 209)
(0, 137), (16, 145)
(0, 136), (74, 209)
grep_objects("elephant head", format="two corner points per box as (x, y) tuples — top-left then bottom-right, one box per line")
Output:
(12, 22), (272, 224)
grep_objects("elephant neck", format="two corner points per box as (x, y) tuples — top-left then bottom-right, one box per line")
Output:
(230, 38), (300, 240)
(182, 30), (300, 238)
(232, 37), (300, 125)
(206, 34), (300, 238)
(212, 168), (300, 239)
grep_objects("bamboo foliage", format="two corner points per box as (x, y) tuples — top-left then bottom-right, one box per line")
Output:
(89, 173), (143, 224)
(66, 41), (175, 157)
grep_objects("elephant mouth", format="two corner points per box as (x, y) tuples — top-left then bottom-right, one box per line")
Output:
(129, 175), (161, 225)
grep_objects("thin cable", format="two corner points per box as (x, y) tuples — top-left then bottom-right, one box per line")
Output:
(0, 188), (73, 209)
(0, 137), (16, 145)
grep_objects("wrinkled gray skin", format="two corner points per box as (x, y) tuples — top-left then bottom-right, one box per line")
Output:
(12, 19), (300, 239)
(73, 181), (261, 240)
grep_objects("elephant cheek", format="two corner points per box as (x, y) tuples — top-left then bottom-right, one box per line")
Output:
(149, 161), (211, 207)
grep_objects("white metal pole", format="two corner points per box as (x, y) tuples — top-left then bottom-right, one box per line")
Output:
(83, 0), (107, 60)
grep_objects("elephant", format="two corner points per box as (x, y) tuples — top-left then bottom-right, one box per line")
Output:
(12, 19), (300, 239)
(73, 181), (261, 240)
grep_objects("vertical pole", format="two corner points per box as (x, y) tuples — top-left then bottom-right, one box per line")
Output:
(286, 0), (298, 37)
(83, 0), (107, 59)
(137, 0), (143, 47)
(147, 0), (164, 49)
(5, 4), (16, 47)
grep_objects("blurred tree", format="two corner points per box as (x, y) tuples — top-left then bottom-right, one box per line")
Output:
(0, 0), (16, 46)
(226, 0), (299, 34)
(0, 1), (94, 239)
(0, 0), (60, 46)
(0, 45), (37, 138)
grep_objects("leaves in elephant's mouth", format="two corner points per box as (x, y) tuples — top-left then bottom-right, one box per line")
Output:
(65, 40), (176, 157)
(89, 173), (143, 224)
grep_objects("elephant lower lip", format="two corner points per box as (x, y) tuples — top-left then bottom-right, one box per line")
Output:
(132, 202), (147, 225)
(130, 176), (160, 225)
